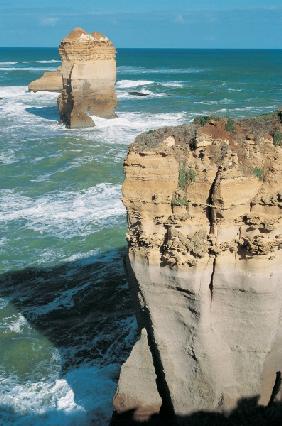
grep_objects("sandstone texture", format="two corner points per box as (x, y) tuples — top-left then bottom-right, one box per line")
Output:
(58, 27), (117, 128)
(113, 328), (162, 422)
(116, 113), (282, 422)
(28, 68), (62, 92)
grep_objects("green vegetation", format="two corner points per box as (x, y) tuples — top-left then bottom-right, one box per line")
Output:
(194, 115), (222, 127)
(178, 164), (197, 189)
(171, 195), (190, 206)
(193, 115), (210, 126)
(253, 167), (264, 181)
(186, 168), (197, 184)
(273, 130), (282, 146)
(225, 118), (235, 133)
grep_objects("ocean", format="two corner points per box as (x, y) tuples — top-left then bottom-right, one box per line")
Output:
(0, 47), (282, 425)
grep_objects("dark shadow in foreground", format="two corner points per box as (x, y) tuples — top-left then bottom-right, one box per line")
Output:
(111, 396), (282, 425)
(2, 250), (282, 425)
(0, 248), (136, 422)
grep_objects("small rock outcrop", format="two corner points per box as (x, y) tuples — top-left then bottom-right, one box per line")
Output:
(57, 27), (117, 128)
(28, 68), (62, 92)
(114, 113), (282, 423)
(128, 91), (150, 97)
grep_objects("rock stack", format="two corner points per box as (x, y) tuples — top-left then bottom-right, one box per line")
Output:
(113, 113), (282, 423)
(28, 27), (117, 128)
(58, 27), (117, 128)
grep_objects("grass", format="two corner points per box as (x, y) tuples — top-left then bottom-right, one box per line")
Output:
(225, 118), (236, 133)
(194, 115), (221, 126)
(171, 195), (190, 206)
(193, 116), (210, 126)
(253, 167), (264, 181)
(273, 130), (282, 146)
(178, 164), (196, 189)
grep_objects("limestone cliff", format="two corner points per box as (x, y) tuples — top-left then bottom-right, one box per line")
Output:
(28, 68), (62, 92)
(58, 27), (117, 128)
(114, 113), (282, 423)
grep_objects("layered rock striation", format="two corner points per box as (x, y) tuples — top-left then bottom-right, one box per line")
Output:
(28, 68), (62, 92)
(114, 113), (282, 423)
(58, 27), (117, 128)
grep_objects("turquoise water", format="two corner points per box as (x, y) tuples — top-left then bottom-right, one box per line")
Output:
(0, 48), (282, 424)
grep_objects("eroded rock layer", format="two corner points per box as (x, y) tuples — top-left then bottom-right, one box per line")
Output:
(115, 113), (282, 422)
(58, 27), (117, 128)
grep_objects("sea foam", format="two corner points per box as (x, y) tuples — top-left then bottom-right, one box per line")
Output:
(36, 60), (61, 64)
(0, 184), (125, 238)
(88, 111), (188, 145)
(0, 364), (118, 426)
(0, 61), (18, 65)
(116, 79), (154, 88)
(0, 67), (57, 72)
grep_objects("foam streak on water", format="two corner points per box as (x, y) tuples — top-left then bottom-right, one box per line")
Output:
(0, 364), (119, 426)
(0, 184), (124, 238)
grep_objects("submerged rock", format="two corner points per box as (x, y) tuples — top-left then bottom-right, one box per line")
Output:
(58, 27), (117, 128)
(114, 112), (282, 423)
(128, 91), (150, 97)
(28, 68), (62, 92)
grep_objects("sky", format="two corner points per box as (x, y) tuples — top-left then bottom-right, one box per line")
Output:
(0, 0), (282, 48)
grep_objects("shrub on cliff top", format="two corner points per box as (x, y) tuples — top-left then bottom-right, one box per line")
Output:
(273, 130), (282, 146)
(194, 115), (220, 126)
(225, 118), (235, 133)
(253, 167), (264, 181)
(194, 116), (210, 126)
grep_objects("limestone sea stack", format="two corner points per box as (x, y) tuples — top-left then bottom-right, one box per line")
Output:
(113, 113), (282, 423)
(28, 68), (62, 92)
(58, 27), (117, 128)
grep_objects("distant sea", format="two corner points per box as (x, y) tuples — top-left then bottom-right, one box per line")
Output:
(0, 48), (282, 425)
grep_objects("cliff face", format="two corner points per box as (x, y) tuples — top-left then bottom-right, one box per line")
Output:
(114, 113), (282, 421)
(58, 28), (117, 128)
(28, 68), (62, 92)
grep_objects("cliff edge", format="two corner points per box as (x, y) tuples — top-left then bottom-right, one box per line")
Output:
(113, 112), (282, 423)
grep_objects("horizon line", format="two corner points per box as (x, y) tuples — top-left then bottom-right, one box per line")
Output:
(0, 46), (282, 50)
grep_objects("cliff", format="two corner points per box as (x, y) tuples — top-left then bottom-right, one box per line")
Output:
(28, 68), (62, 92)
(113, 113), (282, 423)
(58, 27), (117, 128)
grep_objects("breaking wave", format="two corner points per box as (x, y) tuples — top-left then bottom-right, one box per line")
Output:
(0, 184), (125, 238)
(0, 67), (57, 72)
(116, 79), (154, 88)
(0, 364), (119, 426)
(36, 60), (61, 64)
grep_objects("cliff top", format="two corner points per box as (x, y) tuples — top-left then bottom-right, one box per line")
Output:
(128, 111), (282, 190)
(61, 27), (113, 46)
(133, 111), (282, 153)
